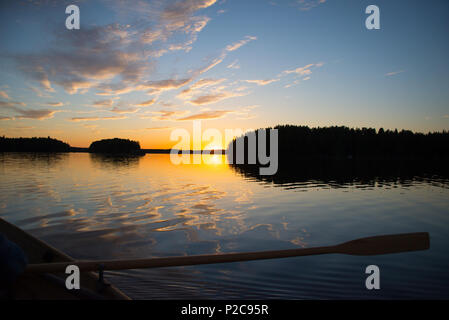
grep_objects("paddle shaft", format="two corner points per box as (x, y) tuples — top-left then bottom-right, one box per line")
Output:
(25, 232), (429, 274)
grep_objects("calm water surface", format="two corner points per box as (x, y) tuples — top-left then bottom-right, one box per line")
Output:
(1, 152), (448, 299)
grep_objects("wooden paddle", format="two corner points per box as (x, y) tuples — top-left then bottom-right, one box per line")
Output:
(25, 232), (429, 274)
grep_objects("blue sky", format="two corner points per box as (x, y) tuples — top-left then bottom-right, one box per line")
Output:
(0, 0), (448, 148)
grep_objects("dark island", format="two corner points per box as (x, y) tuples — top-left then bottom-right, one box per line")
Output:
(0, 136), (70, 152)
(88, 138), (145, 155)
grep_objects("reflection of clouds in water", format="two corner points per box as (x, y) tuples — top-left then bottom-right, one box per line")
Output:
(17, 208), (84, 229)
(28, 218), (158, 260)
(1, 153), (312, 261)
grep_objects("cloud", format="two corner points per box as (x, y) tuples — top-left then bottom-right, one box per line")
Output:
(110, 106), (140, 114)
(177, 78), (225, 99)
(13, 24), (151, 95)
(385, 70), (405, 77)
(194, 54), (226, 76)
(10, 126), (35, 130)
(82, 124), (98, 128)
(136, 99), (156, 107)
(15, 109), (58, 120)
(47, 102), (64, 107)
(191, 78), (226, 90)
(0, 91), (10, 99)
(232, 105), (259, 120)
(0, 100), (26, 108)
(284, 79), (300, 88)
(0, 116), (14, 120)
(142, 110), (189, 121)
(145, 126), (172, 130)
(139, 0), (217, 53)
(92, 99), (116, 108)
(29, 85), (52, 98)
(0, 100), (57, 120)
(297, 0), (327, 11)
(144, 78), (192, 91)
(227, 60), (240, 69)
(226, 36), (257, 52)
(161, 0), (217, 21)
(178, 110), (233, 121)
(189, 91), (244, 105)
(283, 63), (316, 76)
(70, 115), (127, 122)
(7, 0), (223, 102)
(95, 84), (137, 96)
(244, 79), (279, 86)
(282, 62), (324, 85)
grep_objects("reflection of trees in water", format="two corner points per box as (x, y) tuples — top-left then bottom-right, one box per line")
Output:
(89, 153), (144, 169)
(228, 125), (449, 189)
(0, 152), (68, 168)
(231, 157), (449, 189)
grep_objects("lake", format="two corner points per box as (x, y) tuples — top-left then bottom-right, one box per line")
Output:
(0, 152), (448, 299)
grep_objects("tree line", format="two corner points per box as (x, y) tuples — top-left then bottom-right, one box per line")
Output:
(228, 125), (449, 161)
(0, 136), (70, 152)
(0, 136), (144, 154)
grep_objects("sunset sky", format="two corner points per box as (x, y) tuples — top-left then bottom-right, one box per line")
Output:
(0, 0), (448, 149)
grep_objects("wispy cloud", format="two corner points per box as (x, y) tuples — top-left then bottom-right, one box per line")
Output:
(0, 100), (58, 120)
(385, 70), (405, 77)
(178, 110), (234, 121)
(110, 106), (140, 114)
(145, 126), (173, 130)
(226, 35), (257, 52)
(9, 126), (35, 130)
(297, 0), (327, 11)
(189, 91), (244, 105)
(244, 79), (279, 86)
(284, 79), (300, 88)
(70, 115), (127, 122)
(283, 63), (317, 76)
(47, 102), (64, 107)
(29, 85), (52, 98)
(0, 100), (26, 108)
(177, 78), (225, 99)
(141, 110), (189, 121)
(227, 59), (240, 69)
(92, 99), (116, 108)
(282, 62), (324, 86)
(136, 99), (156, 107)
(11, 108), (58, 120)
(0, 91), (10, 99)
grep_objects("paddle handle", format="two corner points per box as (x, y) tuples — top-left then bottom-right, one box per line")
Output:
(25, 246), (334, 274)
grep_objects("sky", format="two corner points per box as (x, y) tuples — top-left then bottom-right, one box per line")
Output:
(0, 0), (448, 149)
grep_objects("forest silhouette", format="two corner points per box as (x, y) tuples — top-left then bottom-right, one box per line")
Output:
(88, 138), (144, 155)
(0, 136), (70, 152)
(227, 125), (449, 185)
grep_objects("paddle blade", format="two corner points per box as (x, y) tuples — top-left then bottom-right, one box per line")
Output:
(334, 232), (430, 256)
